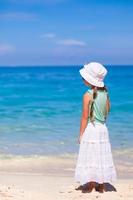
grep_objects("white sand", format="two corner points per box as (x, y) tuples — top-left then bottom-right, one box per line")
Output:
(0, 153), (132, 200)
(0, 173), (133, 200)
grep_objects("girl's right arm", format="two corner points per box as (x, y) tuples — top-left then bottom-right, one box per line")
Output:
(78, 92), (91, 144)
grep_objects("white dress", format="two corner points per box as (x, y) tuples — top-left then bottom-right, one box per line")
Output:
(74, 90), (117, 185)
(74, 122), (117, 184)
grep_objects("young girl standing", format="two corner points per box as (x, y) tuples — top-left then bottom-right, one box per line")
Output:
(75, 62), (117, 193)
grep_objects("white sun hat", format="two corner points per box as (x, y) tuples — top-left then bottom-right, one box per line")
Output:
(79, 62), (107, 87)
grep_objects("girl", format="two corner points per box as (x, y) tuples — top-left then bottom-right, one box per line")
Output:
(74, 62), (117, 193)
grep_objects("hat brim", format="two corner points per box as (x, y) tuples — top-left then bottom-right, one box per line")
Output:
(79, 68), (104, 87)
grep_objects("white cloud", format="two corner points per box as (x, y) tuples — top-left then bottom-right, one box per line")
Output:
(57, 39), (86, 46)
(41, 33), (56, 38)
(41, 33), (87, 47)
(0, 44), (15, 55)
(0, 12), (37, 21)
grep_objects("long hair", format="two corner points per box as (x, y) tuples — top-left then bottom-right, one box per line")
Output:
(90, 85), (108, 122)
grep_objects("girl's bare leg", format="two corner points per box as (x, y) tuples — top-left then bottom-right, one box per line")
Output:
(82, 181), (96, 193)
(87, 181), (96, 192)
(97, 183), (104, 193)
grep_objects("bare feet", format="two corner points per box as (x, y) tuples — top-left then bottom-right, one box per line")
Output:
(96, 183), (104, 193)
(82, 182), (96, 193)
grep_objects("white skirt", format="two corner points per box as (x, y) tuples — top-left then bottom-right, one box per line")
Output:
(74, 122), (117, 185)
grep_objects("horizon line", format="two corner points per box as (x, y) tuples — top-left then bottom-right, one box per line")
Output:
(0, 64), (133, 67)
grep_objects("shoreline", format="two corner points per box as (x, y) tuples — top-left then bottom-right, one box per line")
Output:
(0, 150), (132, 179)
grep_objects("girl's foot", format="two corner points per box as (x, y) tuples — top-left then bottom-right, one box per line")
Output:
(96, 184), (104, 193)
(75, 185), (83, 190)
(82, 182), (96, 193)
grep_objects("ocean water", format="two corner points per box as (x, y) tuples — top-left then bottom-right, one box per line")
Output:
(0, 66), (132, 156)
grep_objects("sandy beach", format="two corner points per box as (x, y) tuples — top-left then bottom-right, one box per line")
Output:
(0, 173), (133, 200)
(0, 152), (132, 200)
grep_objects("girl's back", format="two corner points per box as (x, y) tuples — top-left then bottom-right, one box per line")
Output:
(88, 89), (108, 124)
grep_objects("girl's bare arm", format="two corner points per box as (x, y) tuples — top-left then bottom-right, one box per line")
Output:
(106, 95), (110, 115)
(79, 92), (91, 143)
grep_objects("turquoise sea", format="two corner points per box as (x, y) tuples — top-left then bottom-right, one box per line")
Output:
(0, 66), (132, 156)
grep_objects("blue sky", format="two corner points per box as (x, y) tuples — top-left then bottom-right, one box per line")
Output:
(0, 0), (133, 66)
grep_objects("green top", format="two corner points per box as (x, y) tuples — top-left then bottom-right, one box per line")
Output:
(88, 89), (108, 124)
